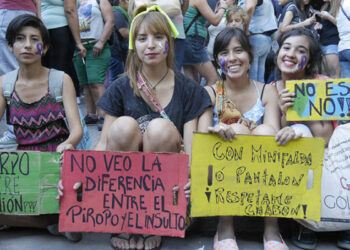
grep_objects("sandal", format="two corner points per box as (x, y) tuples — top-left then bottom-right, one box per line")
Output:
(264, 235), (289, 250)
(110, 233), (136, 250)
(214, 232), (239, 250)
(137, 234), (162, 250)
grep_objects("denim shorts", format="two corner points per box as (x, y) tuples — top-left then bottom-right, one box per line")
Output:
(321, 44), (338, 55)
(183, 35), (210, 65)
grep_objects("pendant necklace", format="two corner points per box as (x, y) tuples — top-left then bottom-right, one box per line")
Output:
(143, 68), (169, 94)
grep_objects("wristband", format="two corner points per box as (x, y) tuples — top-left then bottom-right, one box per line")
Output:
(218, 7), (226, 11)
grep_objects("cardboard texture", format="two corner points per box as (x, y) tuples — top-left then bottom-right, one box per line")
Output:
(286, 78), (350, 121)
(191, 134), (324, 221)
(0, 151), (60, 215)
(59, 150), (189, 237)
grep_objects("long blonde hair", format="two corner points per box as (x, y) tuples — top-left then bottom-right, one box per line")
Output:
(125, 8), (175, 96)
(321, 0), (341, 17)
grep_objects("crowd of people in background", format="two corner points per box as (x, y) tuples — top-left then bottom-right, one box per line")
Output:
(0, 0), (350, 249)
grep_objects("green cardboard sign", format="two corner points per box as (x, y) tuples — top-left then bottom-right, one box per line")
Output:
(0, 151), (60, 215)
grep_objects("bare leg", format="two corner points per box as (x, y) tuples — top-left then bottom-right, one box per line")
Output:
(252, 125), (283, 242)
(323, 54), (341, 78)
(137, 119), (181, 250)
(217, 216), (235, 241)
(194, 61), (218, 86)
(251, 124), (277, 136)
(106, 116), (142, 152)
(264, 217), (283, 242)
(107, 116), (141, 249)
(89, 83), (106, 117)
(84, 86), (96, 115)
(215, 123), (249, 246)
(143, 118), (181, 153)
(231, 123), (251, 135)
(183, 65), (199, 83)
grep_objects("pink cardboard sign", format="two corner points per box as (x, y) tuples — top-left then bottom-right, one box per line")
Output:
(59, 150), (189, 237)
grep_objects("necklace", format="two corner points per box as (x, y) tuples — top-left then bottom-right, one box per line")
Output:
(143, 68), (169, 93)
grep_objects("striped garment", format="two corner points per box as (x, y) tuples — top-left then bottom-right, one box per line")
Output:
(8, 90), (69, 152)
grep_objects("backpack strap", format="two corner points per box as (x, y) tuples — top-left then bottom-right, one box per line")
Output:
(48, 69), (65, 103)
(2, 69), (19, 104)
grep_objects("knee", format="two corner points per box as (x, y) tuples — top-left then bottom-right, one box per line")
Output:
(106, 116), (142, 151)
(291, 124), (313, 137)
(143, 118), (181, 152)
(231, 123), (250, 135)
(252, 124), (276, 136)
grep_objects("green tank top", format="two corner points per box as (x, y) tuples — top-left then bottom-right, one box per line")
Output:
(183, 6), (207, 38)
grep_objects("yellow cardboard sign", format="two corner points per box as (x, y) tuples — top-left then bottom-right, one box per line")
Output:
(191, 133), (324, 221)
(286, 78), (350, 121)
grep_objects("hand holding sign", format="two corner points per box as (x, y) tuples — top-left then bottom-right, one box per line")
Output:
(208, 123), (237, 142)
(191, 133), (324, 221)
(279, 88), (295, 114)
(286, 78), (350, 121)
(59, 150), (189, 237)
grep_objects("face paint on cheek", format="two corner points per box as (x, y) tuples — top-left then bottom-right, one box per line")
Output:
(157, 41), (163, 51)
(163, 40), (168, 54)
(35, 42), (43, 55)
(219, 58), (227, 72)
(298, 54), (307, 70)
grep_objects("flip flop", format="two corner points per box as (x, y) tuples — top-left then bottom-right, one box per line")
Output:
(138, 234), (162, 250)
(110, 233), (136, 250)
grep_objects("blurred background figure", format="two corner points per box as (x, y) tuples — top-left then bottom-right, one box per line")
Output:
(73, 0), (114, 131)
(107, 0), (129, 87)
(41, 0), (86, 101)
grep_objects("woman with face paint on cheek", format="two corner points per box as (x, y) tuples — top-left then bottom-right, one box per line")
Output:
(274, 28), (333, 145)
(0, 14), (83, 241)
(198, 27), (294, 250)
(95, 6), (212, 250)
(273, 28), (336, 250)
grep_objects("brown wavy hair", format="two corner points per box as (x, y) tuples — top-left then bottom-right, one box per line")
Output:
(125, 6), (175, 96)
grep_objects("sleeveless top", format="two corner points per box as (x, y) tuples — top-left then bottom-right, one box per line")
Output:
(7, 86), (69, 152)
(213, 80), (265, 129)
(239, 0), (277, 34)
(183, 6), (207, 38)
(41, 0), (68, 29)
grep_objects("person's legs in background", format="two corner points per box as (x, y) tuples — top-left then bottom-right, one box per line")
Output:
(322, 44), (341, 78)
(249, 34), (271, 83)
(339, 49), (350, 78)
(183, 35), (218, 85)
(174, 38), (185, 71)
(107, 57), (124, 88)
(74, 42), (111, 130)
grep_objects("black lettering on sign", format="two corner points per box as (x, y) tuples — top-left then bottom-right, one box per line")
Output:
(326, 82), (336, 96)
(339, 82), (350, 96)
(309, 99), (322, 116)
(70, 154), (96, 173)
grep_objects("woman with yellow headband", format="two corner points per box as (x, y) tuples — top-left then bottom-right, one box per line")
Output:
(95, 6), (212, 250)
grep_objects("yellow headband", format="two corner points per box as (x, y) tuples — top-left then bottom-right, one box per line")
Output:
(128, 5), (179, 50)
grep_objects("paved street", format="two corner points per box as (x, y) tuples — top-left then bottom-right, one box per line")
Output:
(0, 98), (343, 250)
